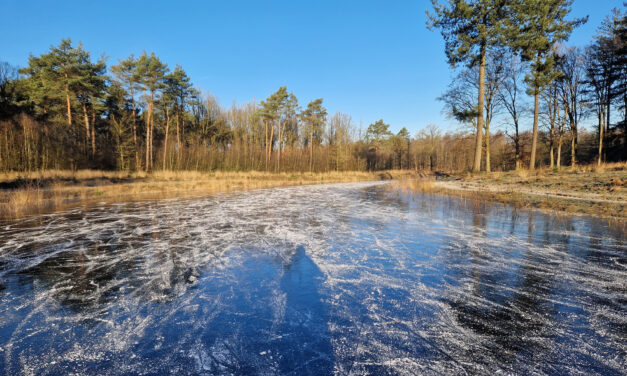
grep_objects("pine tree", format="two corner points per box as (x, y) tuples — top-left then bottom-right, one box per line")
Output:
(0, 62), (23, 119)
(161, 73), (176, 170)
(20, 39), (82, 127)
(75, 54), (106, 158)
(508, 0), (585, 169)
(111, 55), (142, 170)
(19, 39), (108, 167)
(277, 90), (299, 172)
(167, 66), (195, 168)
(300, 99), (327, 172)
(365, 120), (393, 170)
(395, 127), (411, 169)
(258, 93), (280, 171)
(136, 52), (168, 171)
(106, 82), (135, 170)
(268, 87), (289, 172)
(428, 0), (507, 172)
(366, 119), (392, 145)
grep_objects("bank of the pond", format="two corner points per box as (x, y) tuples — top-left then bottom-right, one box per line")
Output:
(392, 163), (627, 219)
(0, 169), (419, 218)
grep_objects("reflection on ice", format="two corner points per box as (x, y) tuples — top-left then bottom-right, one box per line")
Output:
(0, 181), (625, 375)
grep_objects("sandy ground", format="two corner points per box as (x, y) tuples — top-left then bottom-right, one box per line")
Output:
(426, 166), (627, 219)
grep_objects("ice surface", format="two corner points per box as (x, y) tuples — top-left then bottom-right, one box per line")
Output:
(0, 182), (625, 375)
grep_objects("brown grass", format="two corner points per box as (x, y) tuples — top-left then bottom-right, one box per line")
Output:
(391, 162), (627, 219)
(0, 169), (144, 183)
(0, 169), (417, 219)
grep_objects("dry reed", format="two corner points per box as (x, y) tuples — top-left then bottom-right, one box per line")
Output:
(0, 169), (418, 219)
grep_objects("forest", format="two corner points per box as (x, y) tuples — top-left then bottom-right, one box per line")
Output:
(0, 3), (625, 174)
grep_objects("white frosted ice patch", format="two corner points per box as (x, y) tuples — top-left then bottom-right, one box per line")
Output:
(0, 181), (625, 375)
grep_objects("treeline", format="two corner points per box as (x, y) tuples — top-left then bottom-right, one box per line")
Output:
(0, 42), (367, 173)
(430, 1), (626, 171)
(0, 41), (483, 173)
(0, 42), (454, 173)
(0, 2), (625, 174)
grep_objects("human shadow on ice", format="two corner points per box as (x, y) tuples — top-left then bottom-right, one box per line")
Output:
(276, 245), (334, 375)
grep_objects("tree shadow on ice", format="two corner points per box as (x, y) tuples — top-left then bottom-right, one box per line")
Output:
(276, 245), (334, 375)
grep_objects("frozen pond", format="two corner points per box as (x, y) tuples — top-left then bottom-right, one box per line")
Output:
(0, 181), (625, 375)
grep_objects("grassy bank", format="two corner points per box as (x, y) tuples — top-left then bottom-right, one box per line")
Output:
(0, 169), (417, 219)
(4, 165), (625, 220)
(391, 162), (627, 219)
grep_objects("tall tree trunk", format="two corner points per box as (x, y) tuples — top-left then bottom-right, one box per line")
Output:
(549, 123), (554, 170)
(82, 101), (90, 155)
(21, 119), (29, 170)
(268, 119), (274, 171)
(549, 110), (554, 169)
(565, 102), (577, 167)
(406, 139), (411, 170)
(264, 119), (268, 171)
(181, 114), (185, 165)
(163, 107), (170, 170)
(623, 84), (627, 160)
(558, 106), (566, 169)
(557, 138), (562, 169)
(150, 106), (154, 170)
(130, 91), (139, 171)
(485, 118), (491, 173)
(529, 88), (539, 170)
(549, 145), (554, 169)
(176, 109), (181, 168)
(111, 114), (123, 169)
(606, 87), (611, 138)
(91, 107), (96, 157)
(145, 101), (151, 171)
(598, 109), (604, 166)
(570, 130), (576, 166)
(310, 120), (314, 172)
(277, 119), (281, 172)
(473, 45), (486, 173)
(65, 78), (72, 127)
(514, 119), (521, 170)
(605, 91), (611, 162)
(549, 89), (557, 169)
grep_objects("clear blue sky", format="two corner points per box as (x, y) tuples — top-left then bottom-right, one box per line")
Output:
(0, 0), (621, 135)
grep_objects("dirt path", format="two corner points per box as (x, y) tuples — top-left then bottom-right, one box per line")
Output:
(435, 180), (627, 205)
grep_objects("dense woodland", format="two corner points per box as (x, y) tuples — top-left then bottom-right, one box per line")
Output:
(0, 2), (625, 173)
